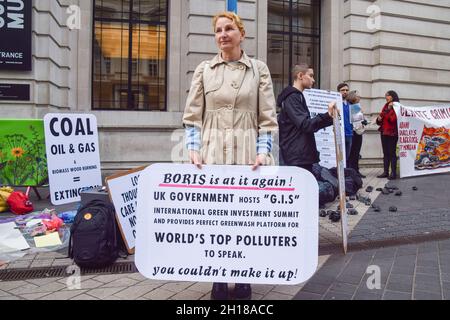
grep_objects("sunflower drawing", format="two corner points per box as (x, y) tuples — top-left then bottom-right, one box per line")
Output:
(11, 147), (25, 158)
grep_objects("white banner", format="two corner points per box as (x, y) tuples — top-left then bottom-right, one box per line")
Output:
(136, 164), (319, 285)
(395, 104), (450, 178)
(304, 89), (345, 168)
(44, 114), (102, 205)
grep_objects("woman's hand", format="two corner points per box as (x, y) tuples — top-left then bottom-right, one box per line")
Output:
(387, 102), (394, 110)
(252, 154), (267, 171)
(189, 150), (203, 169)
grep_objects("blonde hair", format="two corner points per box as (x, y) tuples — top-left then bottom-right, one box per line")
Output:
(292, 64), (311, 82)
(347, 90), (360, 104)
(213, 12), (246, 35)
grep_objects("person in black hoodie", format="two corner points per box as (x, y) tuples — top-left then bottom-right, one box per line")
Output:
(278, 64), (337, 173)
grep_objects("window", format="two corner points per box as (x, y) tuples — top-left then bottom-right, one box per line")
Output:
(92, 0), (168, 111)
(267, 0), (321, 97)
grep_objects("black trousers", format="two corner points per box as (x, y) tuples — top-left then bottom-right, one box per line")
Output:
(380, 135), (398, 176)
(348, 132), (363, 172)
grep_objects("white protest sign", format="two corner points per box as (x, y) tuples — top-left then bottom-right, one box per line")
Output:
(106, 167), (147, 254)
(395, 104), (450, 178)
(136, 164), (319, 285)
(303, 89), (346, 168)
(44, 114), (102, 205)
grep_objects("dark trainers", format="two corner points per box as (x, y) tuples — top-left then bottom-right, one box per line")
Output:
(234, 284), (252, 300)
(211, 283), (228, 300)
(377, 173), (389, 178)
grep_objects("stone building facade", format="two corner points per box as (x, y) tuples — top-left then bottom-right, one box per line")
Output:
(0, 0), (449, 174)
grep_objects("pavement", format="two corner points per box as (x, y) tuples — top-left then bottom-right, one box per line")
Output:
(0, 168), (449, 300)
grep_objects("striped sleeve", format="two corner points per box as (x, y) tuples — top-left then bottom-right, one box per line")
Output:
(185, 126), (201, 151)
(257, 132), (273, 154)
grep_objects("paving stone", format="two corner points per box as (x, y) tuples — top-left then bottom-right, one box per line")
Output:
(70, 294), (99, 300)
(353, 292), (382, 300)
(51, 259), (74, 267)
(26, 277), (63, 286)
(292, 291), (322, 300)
(323, 291), (353, 300)
(18, 254), (37, 261)
(262, 292), (293, 300)
(101, 277), (140, 288)
(413, 290), (442, 300)
(271, 285), (303, 296)
(414, 275), (442, 294)
(86, 287), (127, 299)
(307, 274), (336, 286)
(160, 282), (194, 293)
(0, 289), (10, 297)
(415, 266), (440, 275)
(126, 273), (147, 282)
(328, 282), (358, 295)
(6, 261), (32, 269)
(395, 246), (418, 257)
(250, 284), (275, 296)
(390, 265), (415, 276)
(19, 292), (54, 300)
(383, 290), (411, 300)
(393, 256), (417, 267)
(113, 284), (159, 300)
(300, 282), (331, 295)
(183, 282), (214, 294)
(0, 295), (22, 300)
(250, 293), (264, 300)
(143, 288), (176, 300)
(336, 274), (364, 285)
(93, 274), (129, 283)
(386, 275), (413, 293)
(78, 279), (104, 290)
(170, 290), (205, 300)
(39, 290), (87, 300)
(30, 259), (54, 268)
(0, 281), (28, 291)
(11, 281), (66, 295)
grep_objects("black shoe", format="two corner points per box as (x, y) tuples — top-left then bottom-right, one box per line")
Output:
(377, 173), (389, 178)
(388, 175), (397, 180)
(357, 172), (367, 178)
(234, 284), (252, 300)
(211, 283), (228, 300)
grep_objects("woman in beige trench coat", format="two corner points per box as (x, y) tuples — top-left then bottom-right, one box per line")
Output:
(183, 12), (278, 300)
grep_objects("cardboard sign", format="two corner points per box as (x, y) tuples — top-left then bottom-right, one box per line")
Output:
(136, 164), (319, 285)
(395, 104), (450, 178)
(105, 167), (147, 254)
(44, 114), (102, 205)
(304, 89), (345, 169)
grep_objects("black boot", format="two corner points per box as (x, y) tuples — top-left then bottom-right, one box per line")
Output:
(389, 157), (398, 180)
(234, 283), (252, 300)
(377, 158), (389, 178)
(377, 172), (389, 178)
(211, 283), (228, 300)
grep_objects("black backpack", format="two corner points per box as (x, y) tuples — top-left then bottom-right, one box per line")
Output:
(69, 199), (122, 268)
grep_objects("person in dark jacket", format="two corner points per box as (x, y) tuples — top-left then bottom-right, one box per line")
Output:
(376, 90), (400, 180)
(277, 64), (337, 173)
